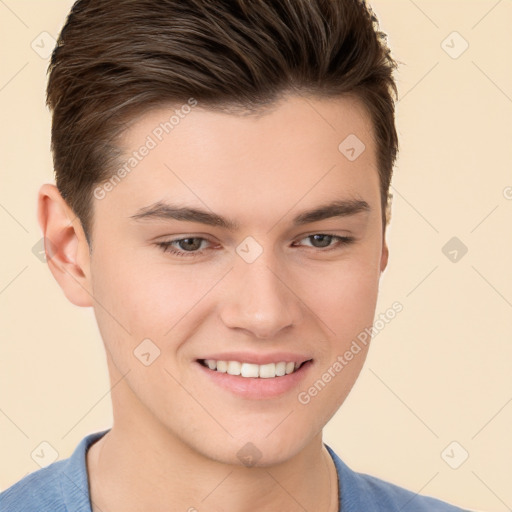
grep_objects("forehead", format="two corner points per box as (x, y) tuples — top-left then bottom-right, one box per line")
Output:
(93, 94), (379, 226)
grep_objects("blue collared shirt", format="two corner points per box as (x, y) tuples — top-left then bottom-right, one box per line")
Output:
(0, 429), (471, 511)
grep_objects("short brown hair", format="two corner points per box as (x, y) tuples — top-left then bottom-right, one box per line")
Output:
(47, 0), (398, 249)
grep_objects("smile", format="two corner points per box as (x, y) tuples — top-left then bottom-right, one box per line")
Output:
(198, 359), (309, 378)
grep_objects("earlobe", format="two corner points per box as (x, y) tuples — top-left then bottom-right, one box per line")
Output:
(37, 183), (93, 307)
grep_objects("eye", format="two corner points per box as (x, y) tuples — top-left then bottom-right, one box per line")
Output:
(296, 234), (354, 250)
(155, 233), (354, 259)
(156, 237), (211, 257)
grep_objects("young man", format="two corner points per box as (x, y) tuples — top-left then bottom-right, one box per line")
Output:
(0, 1), (471, 511)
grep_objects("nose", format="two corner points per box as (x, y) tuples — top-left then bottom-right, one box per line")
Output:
(219, 251), (304, 339)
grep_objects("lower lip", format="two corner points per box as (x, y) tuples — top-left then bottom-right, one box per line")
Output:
(195, 360), (313, 400)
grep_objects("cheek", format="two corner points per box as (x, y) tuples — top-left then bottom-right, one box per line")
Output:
(90, 250), (223, 357)
(89, 249), (166, 357)
(296, 254), (381, 345)
(328, 267), (379, 340)
(292, 264), (379, 433)
(121, 264), (226, 335)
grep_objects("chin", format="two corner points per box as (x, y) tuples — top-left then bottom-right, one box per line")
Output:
(188, 425), (315, 468)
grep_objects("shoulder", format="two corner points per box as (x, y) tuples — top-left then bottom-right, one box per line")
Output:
(325, 444), (472, 512)
(0, 429), (110, 512)
(0, 461), (68, 512)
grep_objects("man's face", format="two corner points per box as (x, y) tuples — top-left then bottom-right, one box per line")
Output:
(87, 94), (387, 465)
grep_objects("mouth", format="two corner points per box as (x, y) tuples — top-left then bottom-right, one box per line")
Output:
(197, 358), (311, 378)
(195, 352), (314, 399)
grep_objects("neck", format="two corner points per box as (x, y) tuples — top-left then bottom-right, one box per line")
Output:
(87, 415), (339, 512)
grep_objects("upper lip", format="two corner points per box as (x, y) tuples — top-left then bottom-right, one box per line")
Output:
(197, 352), (313, 365)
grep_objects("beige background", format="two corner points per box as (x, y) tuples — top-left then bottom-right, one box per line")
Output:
(1, 1), (511, 510)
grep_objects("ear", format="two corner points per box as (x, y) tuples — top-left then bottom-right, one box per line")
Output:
(380, 192), (392, 273)
(37, 183), (93, 307)
(380, 235), (389, 273)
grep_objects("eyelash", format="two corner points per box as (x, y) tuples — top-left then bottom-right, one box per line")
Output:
(155, 234), (355, 258)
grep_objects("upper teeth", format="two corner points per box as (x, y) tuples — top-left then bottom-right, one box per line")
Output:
(203, 360), (300, 378)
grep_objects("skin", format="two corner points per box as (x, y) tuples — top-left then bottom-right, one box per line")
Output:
(37, 93), (388, 512)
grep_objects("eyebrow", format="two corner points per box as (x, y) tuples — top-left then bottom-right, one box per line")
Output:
(129, 199), (370, 230)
